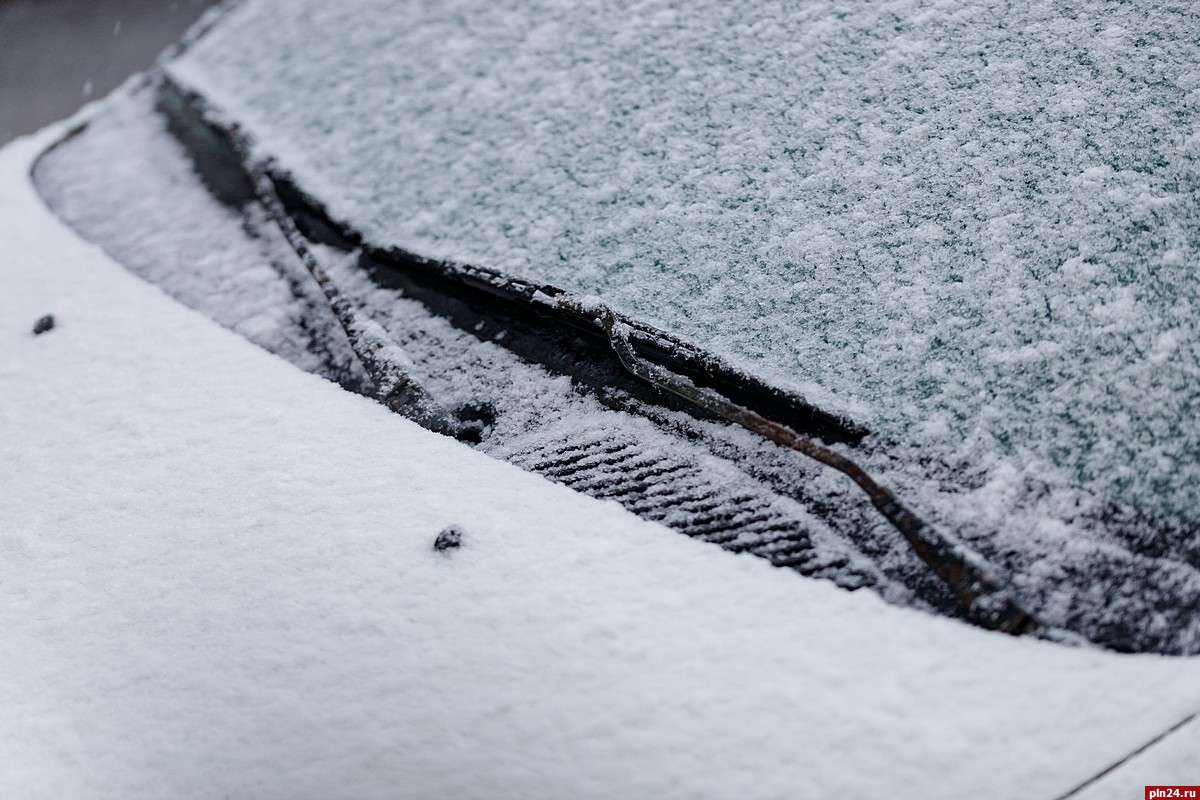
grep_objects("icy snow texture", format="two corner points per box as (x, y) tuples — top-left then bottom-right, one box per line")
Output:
(172, 0), (1200, 524)
(5, 115), (1200, 800)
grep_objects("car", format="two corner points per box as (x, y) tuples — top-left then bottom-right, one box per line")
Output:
(40, 0), (1200, 653)
(5, 0), (1200, 795)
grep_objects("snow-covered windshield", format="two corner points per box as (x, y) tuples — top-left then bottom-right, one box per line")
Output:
(171, 0), (1200, 526)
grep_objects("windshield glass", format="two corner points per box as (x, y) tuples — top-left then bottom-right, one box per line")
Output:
(170, 0), (1200, 526)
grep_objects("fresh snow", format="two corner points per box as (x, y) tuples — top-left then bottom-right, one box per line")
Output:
(3, 112), (1200, 798)
(33, 86), (903, 602)
(37, 84), (1200, 653)
(170, 0), (1200, 530)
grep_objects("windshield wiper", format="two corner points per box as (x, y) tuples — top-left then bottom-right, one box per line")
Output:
(157, 74), (1039, 636)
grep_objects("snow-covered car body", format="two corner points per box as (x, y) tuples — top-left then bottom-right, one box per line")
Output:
(5, 110), (1200, 800)
(40, 0), (1200, 653)
(5, 0), (1200, 794)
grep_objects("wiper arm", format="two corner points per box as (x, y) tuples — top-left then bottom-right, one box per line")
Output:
(552, 293), (1037, 634)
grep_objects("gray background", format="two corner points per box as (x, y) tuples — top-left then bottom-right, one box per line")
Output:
(0, 0), (217, 144)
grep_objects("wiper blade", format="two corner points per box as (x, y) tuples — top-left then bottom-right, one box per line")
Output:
(158, 76), (867, 448)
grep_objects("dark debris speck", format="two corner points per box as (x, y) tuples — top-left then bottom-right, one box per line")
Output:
(32, 314), (55, 335)
(433, 525), (464, 553)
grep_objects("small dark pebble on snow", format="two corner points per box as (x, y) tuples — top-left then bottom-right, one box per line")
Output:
(32, 314), (55, 335)
(434, 525), (464, 553)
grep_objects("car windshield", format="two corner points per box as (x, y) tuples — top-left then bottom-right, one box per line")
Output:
(170, 0), (1199, 529)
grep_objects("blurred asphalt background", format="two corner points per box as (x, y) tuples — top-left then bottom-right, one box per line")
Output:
(0, 0), (217, 145)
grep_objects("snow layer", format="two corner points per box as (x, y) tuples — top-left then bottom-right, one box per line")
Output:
(171, 0), (1200, 527)
(4, 113), (1200, 798)
(39, 84), (1200, 653)
(7, 115), (1200, 796)
(33, 85), (899, 599)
